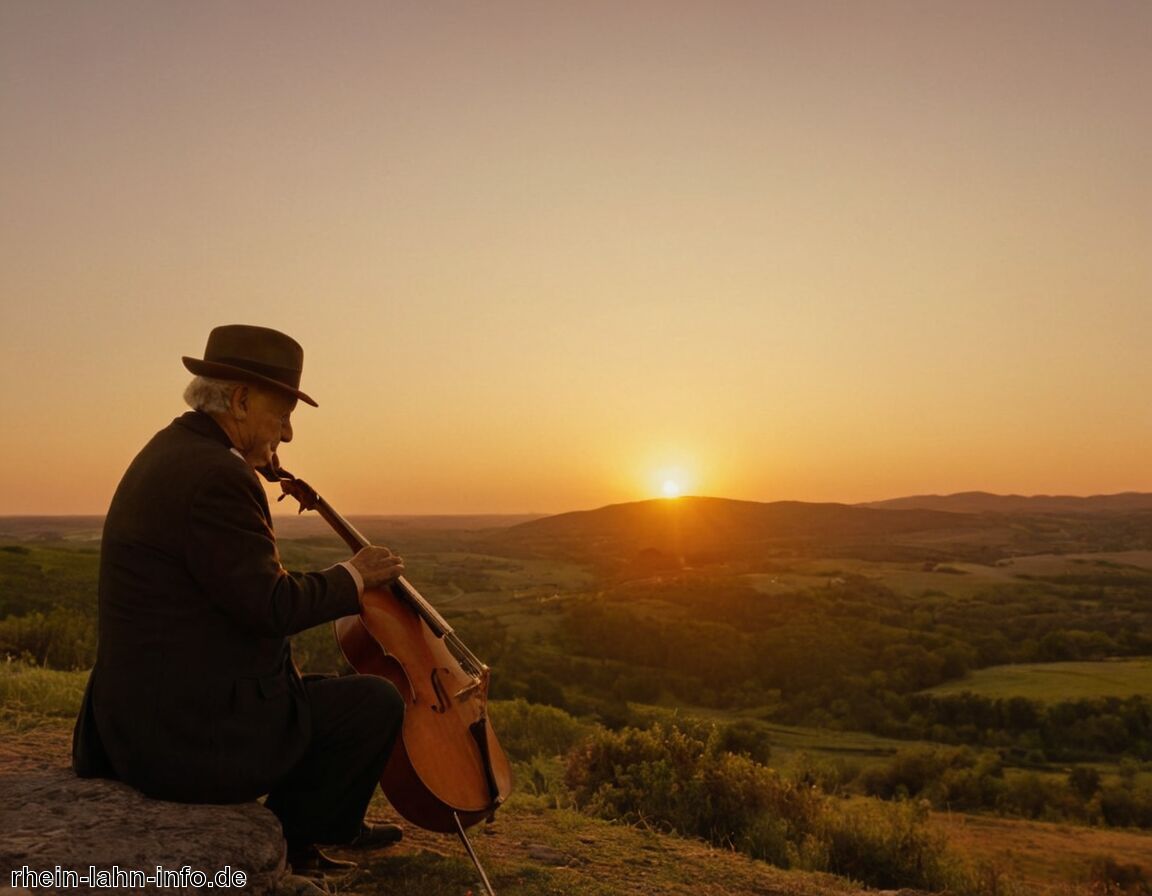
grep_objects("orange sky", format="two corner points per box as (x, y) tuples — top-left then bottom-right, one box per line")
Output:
(1, 1), (1150, 515)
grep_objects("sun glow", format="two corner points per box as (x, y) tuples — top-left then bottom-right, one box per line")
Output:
(645, 458), (695, 499)
(648, 459), (695, 500)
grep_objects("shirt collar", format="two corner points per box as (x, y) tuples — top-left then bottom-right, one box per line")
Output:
(175, 410), (236, 451)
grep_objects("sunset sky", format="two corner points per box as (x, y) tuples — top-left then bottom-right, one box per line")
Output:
(2, 1), (1150, 515)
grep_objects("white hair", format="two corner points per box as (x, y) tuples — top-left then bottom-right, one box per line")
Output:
(183, 376), (244, 414)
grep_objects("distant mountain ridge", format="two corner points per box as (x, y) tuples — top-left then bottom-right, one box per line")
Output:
(501, 495), (977, 562)
(514, 495), (966, 534)
(859, 491), (1152, 514)
(498, 492), (1152, 565)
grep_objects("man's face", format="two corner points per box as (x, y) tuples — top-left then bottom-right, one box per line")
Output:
(234, 385), (297, 469)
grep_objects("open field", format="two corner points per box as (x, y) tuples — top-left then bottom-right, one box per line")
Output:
(924, 658), (1152, 702)
(639, 703), (928, 760)
(742, 550), (1152, 600)
(935, 811), (1152, 895)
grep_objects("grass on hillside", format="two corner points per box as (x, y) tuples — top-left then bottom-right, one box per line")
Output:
(4, 664), (1151, 895)
(923, 658), (1152, 702)
(935, 811), (1152, 896)
(0, 658), (87, 730)
(0, 543), (101, 617)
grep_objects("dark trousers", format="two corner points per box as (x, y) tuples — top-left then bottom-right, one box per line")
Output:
(264, 673), (404, 850)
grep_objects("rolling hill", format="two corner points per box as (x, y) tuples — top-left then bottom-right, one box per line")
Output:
(859, 491), (1152, 514)
(495, 496), (980, 565)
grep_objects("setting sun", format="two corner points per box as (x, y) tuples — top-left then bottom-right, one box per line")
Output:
(649, 460), (694, 501)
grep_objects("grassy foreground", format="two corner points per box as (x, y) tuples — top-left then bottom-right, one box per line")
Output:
(7, 715), (1150, 896)
(0, 712), (873, 896)
(344, 793), (871, 896)
(3, 662), (1150, 896)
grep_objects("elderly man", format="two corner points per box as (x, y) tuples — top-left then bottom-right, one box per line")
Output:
(73, 324), (405, 872)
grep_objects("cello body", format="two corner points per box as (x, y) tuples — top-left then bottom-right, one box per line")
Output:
(260, 460), (513, 836)
(336, 588), (513, 832)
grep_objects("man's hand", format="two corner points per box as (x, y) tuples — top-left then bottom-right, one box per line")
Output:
(349, 545), (406, 589)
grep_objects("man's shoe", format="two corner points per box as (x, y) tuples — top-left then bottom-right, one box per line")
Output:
(346, 822), (404, 850)
(288, 844), (358, 874)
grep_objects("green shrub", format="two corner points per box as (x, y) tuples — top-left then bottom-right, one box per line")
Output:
(564, 719), (962, 891)
(512, 754), (573, 810)
(0, 608), (96, 669)
(858, 745), (969, 800)
(856, 745), (1007, 812)
(565, 720), (819, 855)
(997, 771), (1061, 820)
(797, 798), (952, 890)
(713, 718), (773, 764)
(1098, 781), (1152, 828)
(489, 698), (592, 761)
(1086, 854), (1152, 895)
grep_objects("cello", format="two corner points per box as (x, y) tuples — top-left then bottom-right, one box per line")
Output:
(260, 459), (513, 895)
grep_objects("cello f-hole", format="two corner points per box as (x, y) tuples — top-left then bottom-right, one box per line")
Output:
(430, 667), (451, 713)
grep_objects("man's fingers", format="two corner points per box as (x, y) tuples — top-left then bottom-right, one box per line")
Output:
(350, 545), (406, 587)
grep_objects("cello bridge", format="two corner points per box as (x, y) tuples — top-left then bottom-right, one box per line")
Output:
(454, 677), (483, 702)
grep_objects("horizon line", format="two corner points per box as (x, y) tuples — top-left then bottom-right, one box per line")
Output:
(4, 488), (1152, 520)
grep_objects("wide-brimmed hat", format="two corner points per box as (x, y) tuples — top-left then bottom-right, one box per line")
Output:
(182, 324), (318, 407)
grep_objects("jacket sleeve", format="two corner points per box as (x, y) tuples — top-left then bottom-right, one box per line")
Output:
(184, 456), (361, 636)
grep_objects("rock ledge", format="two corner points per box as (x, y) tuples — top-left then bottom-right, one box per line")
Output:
(1, 752), (287, 895)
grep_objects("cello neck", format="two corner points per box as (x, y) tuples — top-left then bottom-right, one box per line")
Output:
(259, 459), (464, 647)
(300, 495), (457, 638)
(312, 494), (371, 554)
(259, 459), (368, 552)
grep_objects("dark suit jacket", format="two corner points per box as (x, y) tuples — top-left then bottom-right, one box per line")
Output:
(72, 411), (360, 803)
